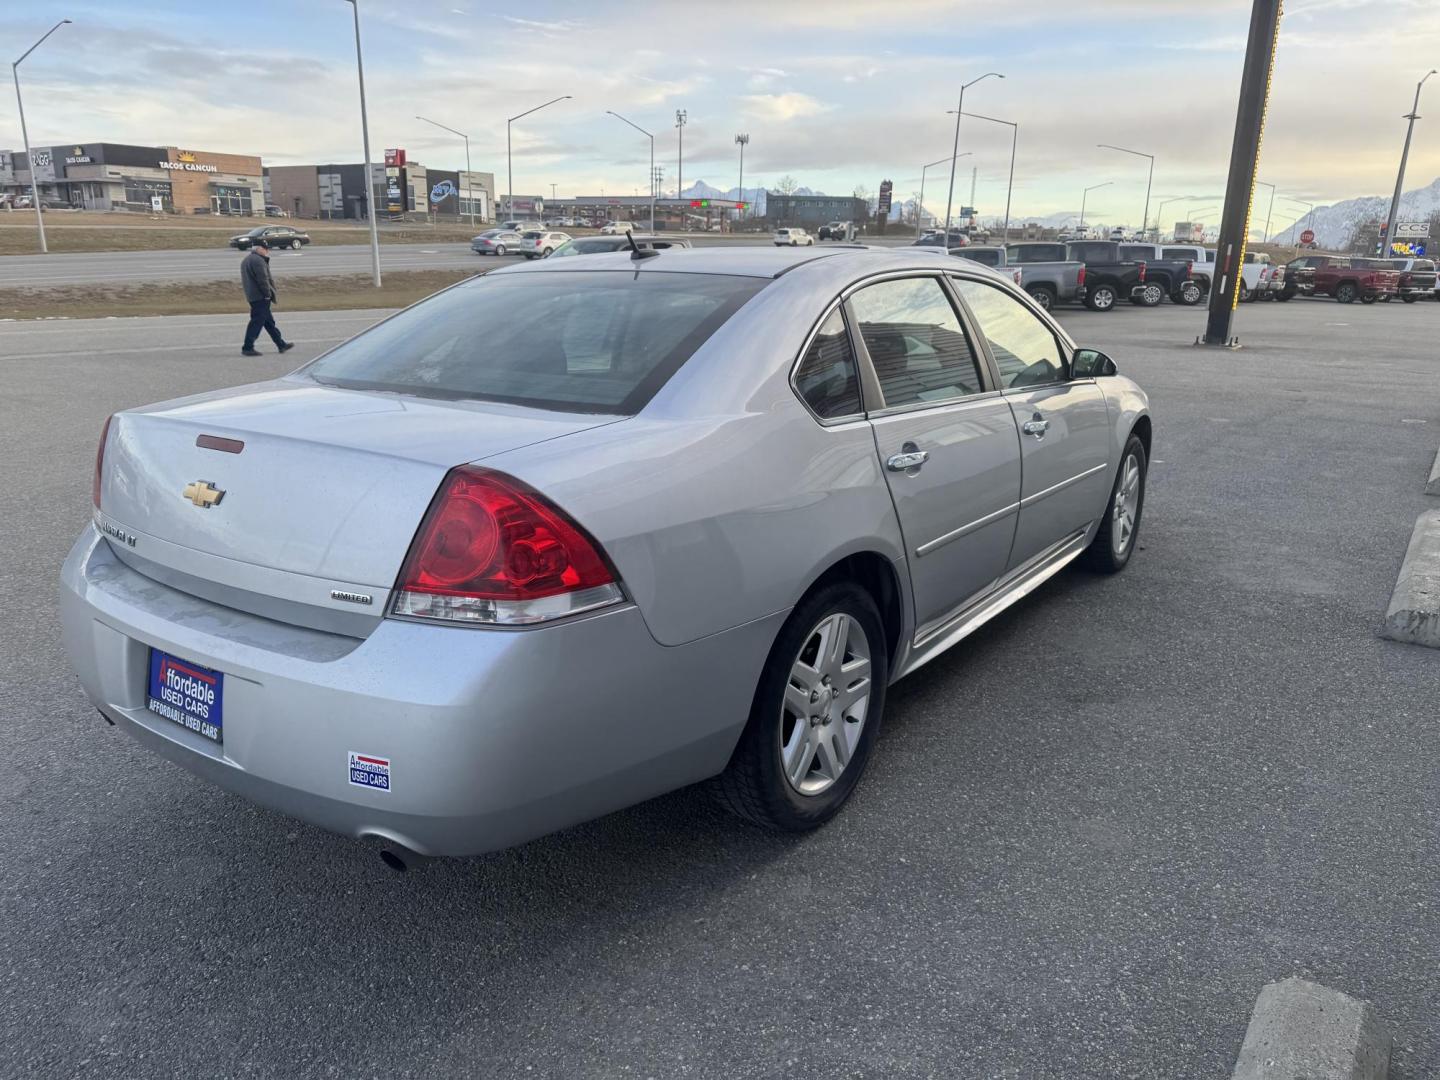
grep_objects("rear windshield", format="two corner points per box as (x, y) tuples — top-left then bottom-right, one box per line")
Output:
(302, 271), (767, 414)
(961, 249), (1002, 266)
(1413, 260), (1436, 272)
(1119, 246), (1153, 260)
(550, 237), (626, 257)
(1162, 247), (1197, 260)
(1008, 244), (1066, 263)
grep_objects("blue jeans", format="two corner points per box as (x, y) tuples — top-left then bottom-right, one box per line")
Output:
(243, 299), (284, 349)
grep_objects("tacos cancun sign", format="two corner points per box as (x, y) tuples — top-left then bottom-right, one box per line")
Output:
(159, 152), (218, 174)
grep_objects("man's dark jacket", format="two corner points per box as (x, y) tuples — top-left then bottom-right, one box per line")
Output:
(240, 250), (277, 303)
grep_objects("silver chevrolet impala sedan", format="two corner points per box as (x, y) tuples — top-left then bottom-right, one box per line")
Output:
(62, 246), (1150, 862)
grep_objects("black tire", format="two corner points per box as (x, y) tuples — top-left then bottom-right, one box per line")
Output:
(1336, 281), (1357, 303)
(291, 239), (302, 250)
(1402, 294), (1419, 303)
(1238, 283), (1253, 302)
(1361, 295), (1376, 305)
(1273, 291), (1293, 302)
(494, 244), (506, 256)
(1378, 294), (1392, 303)
(1027, 284), (1056, 311)
(712, 582), (889, 832)
(1081, 433), (1147, 574)
(1085, 283), (1118, 311)
(1136, 281), (1165, 307)
(1177, 281), (1203, 305)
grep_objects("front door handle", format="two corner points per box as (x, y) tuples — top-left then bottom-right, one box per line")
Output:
(1021, 418), (1050, 439)
(887, 449), (928, 471)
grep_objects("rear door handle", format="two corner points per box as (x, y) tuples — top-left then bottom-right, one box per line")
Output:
(1021, 418), (1050, 439)
(886, 450), (928, 471)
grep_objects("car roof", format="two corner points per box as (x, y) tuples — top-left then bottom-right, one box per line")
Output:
(487, 244), (1012, 283)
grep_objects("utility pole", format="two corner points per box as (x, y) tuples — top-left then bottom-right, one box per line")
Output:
(1098, 142), (1155, 240)
(735, 133), (749, 226)
(1379, 69), (1436, 256)
(675, 110), (687, 202)
(606, 110), (655, 234)
(943, 72), (1003, 234)
(1080, 181), (1112, 231)
(507, 95), (571, 223)
(12, 18), (70, 255)
(1254, 180), (1275, 242)
(1203, 0), (1283, 347)
(343, 1), (381, 286)
(415, 115), (473, 227)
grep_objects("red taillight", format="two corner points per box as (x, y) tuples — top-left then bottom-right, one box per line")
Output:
(391, 466), (621, 625)
(92, 414), (113, 509)
(1137, 261), (1147, 282)
(1185, 260), (1194, 280)
(1076, 266), (1086, 287)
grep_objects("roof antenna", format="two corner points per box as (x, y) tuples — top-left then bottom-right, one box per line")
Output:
(626, 230), (659, 260)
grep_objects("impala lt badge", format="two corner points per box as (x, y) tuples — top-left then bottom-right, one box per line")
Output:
(182, 480), (225, 508)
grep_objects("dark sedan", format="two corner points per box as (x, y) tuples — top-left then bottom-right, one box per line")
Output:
(230, 226), (311, 251)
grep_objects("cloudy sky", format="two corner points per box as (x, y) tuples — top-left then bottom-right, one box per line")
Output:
(6, 0), (1440, 228)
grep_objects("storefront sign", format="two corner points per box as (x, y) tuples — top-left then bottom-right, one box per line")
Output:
(64, 145), (93, 165)
(0, 151), (13, 186)
(384, 148), (406, 167)
(430, 180), (457, 204)
(1394, 221), (1431, 239)
(31, 149), (56, 183)
(160, 150), (218, 174)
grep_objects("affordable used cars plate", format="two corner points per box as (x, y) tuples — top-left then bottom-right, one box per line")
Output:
(146, 649), (223, 744)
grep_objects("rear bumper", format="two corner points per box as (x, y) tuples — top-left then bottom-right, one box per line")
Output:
(60, 528), (781, 856)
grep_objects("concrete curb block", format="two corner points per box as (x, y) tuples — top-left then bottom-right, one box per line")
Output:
(1231, 977), (1390, 1080)
(1382, 510), (1440, 648)
(1426, 446), (1440, 496)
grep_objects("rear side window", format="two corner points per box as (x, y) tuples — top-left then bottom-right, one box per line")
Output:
(794, 308), (862, 420)
(1119, 246), (1152, 260)
(1415, 260), (1436, 272)
(303, 272), (765, 414)
(1069, 242), (1114, 263)
(963, 249), (1001, 267)
(1009, 244), (1066, 263)
(849, 276), (984, 408)
(955, 279), (1067, 389)
(1163, 247), (1196, 260)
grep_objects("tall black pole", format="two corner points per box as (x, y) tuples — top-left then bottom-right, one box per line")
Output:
(1203, 0), (1282, 346)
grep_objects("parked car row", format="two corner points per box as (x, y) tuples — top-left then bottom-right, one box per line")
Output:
(1277, 255), (1438, 303)
(473, 228), (692, 260)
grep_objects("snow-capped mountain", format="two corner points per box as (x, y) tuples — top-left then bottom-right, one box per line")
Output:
(1269, 176), (1440, 247)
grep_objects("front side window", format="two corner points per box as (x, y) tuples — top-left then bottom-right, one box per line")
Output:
(794, 308), (862, 420)
(303, 271), (766, 414)
(955, 279), (1067, 389)
(849, 276), (984, 408)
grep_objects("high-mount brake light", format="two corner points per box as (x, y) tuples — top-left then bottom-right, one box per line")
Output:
(391, 466), (622, 626)
(93, 415), (113, 510)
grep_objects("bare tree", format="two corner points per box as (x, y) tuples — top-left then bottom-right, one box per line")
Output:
(853, 184), (871, 202)
(775, 175), (799, 196)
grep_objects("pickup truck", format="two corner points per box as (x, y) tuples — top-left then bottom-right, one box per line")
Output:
(1161, 245), (1276, 302)
(1064, 240), (1148, 311)
(962, 244), (1087, 311)
(1388, 257), (1437, 302)
(1118, 243), (1203, 305)
(1281, 254), (1399, 303)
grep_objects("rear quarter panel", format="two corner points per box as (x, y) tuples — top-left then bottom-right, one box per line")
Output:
(483, 268), (910, 647)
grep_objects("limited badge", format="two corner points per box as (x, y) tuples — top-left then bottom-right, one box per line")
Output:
(347, 751), (390, 792)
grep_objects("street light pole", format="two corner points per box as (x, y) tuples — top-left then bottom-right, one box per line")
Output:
(606, 110), (655, 233)
(1153, 195), (1198, 240)
(948, 110), (1018, 243)
(507, 95), (572, 222)
(917, 153), (971, 237)
(1098, 143), (1155, 239)
(1379, 69), (1436, 256)
(342, 1), (381, 287)
(1079, 181), (1113, 232)
(12, 18), (71, 255)
(675, 110), (687, 201)
(415, 115), (473, 227)
(735, 133), (749, 227)
(1254, 180), (1275, 242)
(942, 72), (1003, 235)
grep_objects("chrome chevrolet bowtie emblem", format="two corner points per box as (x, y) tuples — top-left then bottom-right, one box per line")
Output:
(182, 480), (225, 508)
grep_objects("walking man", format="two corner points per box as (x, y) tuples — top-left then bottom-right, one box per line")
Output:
(240, 239), (293, 357)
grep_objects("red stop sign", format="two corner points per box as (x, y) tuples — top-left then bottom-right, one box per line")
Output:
(1299, 228), (1315, 244)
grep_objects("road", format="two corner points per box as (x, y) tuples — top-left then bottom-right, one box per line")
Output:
(3, 300), (1439, 1078)
(0, 234), (918, 288)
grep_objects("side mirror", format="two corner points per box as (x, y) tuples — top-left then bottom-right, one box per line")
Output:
(1072, 347), (1117, 379)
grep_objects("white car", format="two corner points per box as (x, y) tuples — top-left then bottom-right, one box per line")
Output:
(521, 230), (570, 259)
(600, 221), (637, 235)
(774, 228), (815, 247)
(499, 220), (528, 233)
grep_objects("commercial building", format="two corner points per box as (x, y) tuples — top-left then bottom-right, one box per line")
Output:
(0, 143), (263, 215)
(764, 194), (869, 229)
(544, 195), (750, 231)
(264, 150), (494, 222)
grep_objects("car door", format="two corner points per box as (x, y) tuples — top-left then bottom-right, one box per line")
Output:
(847, 274), (1023, 637)
(951, 276), (1112, 572)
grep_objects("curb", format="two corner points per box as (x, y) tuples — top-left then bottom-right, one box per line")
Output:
(1232, 977), (1390, 1080)
(1426, 446), (1440, 496)
(1381, 510), (1440, 648)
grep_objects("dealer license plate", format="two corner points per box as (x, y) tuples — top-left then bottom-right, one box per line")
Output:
(146, 649), (224, 744)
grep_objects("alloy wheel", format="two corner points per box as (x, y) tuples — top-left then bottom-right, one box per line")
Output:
(779, 613), (872, 796)
(1112, 453), (1142, 557)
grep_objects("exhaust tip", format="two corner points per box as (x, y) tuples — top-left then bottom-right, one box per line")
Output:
(378, 848), (408, 873)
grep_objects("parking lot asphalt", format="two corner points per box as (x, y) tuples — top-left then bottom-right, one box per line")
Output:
(0, 234), (916, 288)
(2, 297), (1439, 1079)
